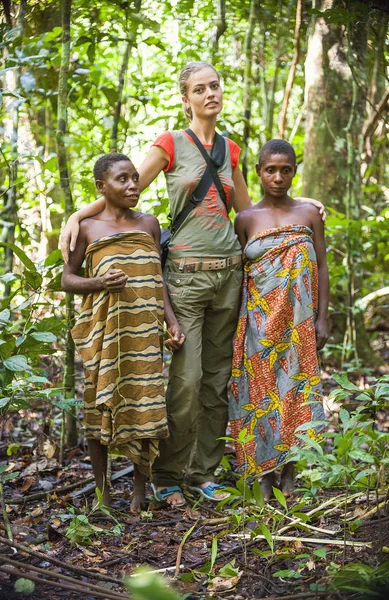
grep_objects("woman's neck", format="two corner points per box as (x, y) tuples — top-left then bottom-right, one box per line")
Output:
(188, 116), (217, 145)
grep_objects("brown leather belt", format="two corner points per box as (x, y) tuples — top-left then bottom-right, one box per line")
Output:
(171, 255), (242, 272)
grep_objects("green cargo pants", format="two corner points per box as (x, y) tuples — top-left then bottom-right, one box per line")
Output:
(152, 259), (243, 487)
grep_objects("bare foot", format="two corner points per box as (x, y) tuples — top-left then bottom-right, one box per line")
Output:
(92, 487), (111, 510)
(130, 465), (147, 513)
(280, 463), (294, 498)
(261, 472), (277, 502)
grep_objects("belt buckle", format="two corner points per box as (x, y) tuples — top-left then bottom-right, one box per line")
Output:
(185, 263), (196, 273)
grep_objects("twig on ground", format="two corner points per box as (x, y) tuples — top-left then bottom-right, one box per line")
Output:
(0, 564), (128, 599)
(0, 481), (13, 541)
(0, 536), (122, 585)
(0, 557), (125, 599)
(228, 533), (371, 547)
(11, 464), (134, 504)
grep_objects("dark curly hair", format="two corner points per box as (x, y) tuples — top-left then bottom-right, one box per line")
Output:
(93, 153), (131, 181)
(258, 139), (296, 167)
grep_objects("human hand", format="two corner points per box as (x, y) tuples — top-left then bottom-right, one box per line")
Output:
(315, 319), (329, 350)
(165, 321), (185, 352)
(296, 197), (326, 222)
(100, 269), (128, 293)
(60, 214), (80, 263)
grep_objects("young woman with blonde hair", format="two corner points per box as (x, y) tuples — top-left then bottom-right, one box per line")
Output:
(61, 62), (323, 507)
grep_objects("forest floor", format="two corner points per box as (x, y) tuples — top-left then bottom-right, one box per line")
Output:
(1, 342), (389, 599)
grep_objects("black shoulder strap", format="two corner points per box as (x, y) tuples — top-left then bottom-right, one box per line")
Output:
(170, 130), (227, 235)
(185, 128), (227, 208)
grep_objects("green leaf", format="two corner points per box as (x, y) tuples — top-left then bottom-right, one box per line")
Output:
(3, 355), (29, 372)
(0, 397), (10, 409)
(272, 487), (288, 510)
(273, 569), (301, 579)
(31, 331), (57, 343)
(26, 376), (50, 383)
(0, 339), (16, 360)
(44, 249), (63, 267)
(14, 578), (35, 594)
(332, 373), (360, 392)
(0, 242), (36, 272)
(210, 536), (218, 572)
(101, 86), (119, 106)
(252, 478), (264, 507)
(0, 309), (11, 324)
(255, 523), (274, 552)
(219, 560), (240, 578)
(314, 548), (327, 559)
(24, 270), (43, 290)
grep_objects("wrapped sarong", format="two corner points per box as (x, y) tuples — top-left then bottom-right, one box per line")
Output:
(228, 225), (325, 475)
(72, 231), (168, 476)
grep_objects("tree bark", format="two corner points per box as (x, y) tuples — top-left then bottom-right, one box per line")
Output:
(241, 0), (259, 182)
(302, 0), (377, 365)
(110, 41), (131, 152)
(1, 0), (27, 299)
(212, 0), (227, 57)
(278, 0), (302, 139)
(56, 0), (77, 447)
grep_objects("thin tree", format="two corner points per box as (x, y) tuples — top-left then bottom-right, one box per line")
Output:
(56, 0), (77, 448)
(278, 0), (302, 139)
(241, 0), (259, 182)
(1, 0), (27, 299)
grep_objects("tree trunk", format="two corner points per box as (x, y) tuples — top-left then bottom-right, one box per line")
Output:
(1, 0), (27, 298)
(56, 0), (77, 447)
(212, 0), (227, 57)
(241, 0), (259, 182)
(302, 0), (376, 366)
(110, 41), (131, 152)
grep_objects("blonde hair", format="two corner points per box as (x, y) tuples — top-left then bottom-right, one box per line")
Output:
(179, 62), (220, 121)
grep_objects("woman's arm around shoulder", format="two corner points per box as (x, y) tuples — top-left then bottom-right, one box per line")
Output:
(60, 197), (106, 263)
(295, 196), (326, 221)
(231, 165), (252, 213)
(234, 209), (250, 249)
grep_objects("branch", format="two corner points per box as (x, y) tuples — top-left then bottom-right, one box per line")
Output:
(110, 41), (131, 151)
(362, 85), (389, 141)
(278, 0), (302, 138)
(212, 0), (227, 54)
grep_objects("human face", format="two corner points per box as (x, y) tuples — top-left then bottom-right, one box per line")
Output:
(256, 154), (297, 199)
(97, 160), (140, 208)
(183, 67), (222, 120)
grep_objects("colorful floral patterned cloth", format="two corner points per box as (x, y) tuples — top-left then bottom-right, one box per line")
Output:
(228, 225), (325, 475)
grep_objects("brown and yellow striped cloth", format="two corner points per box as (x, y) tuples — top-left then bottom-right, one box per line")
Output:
(72, 231), (168, 476)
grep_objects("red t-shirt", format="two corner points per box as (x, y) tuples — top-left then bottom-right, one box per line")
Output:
(153, 130), (241, 172)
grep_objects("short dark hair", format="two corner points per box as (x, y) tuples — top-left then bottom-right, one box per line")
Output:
(258, 139), (296, 167)
(93, 153), (131, 181)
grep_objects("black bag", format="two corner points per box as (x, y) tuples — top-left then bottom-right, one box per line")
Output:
(160, 129), (227, 268)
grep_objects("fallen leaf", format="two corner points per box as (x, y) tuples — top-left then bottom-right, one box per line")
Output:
(183, 505), (201, 520)
(22, 458), (59, 477)
(43, 439), (57, 459)
(208, 574), (242, 592)
(21, 477), (34, 493)
(306, 558), (315, 571)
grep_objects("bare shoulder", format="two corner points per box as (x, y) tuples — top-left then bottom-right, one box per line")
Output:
(135, 212), (160, 235)
(137, 212), (159, 226)
(294, 201), (321, 224)
(78, 217), (95, 238)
